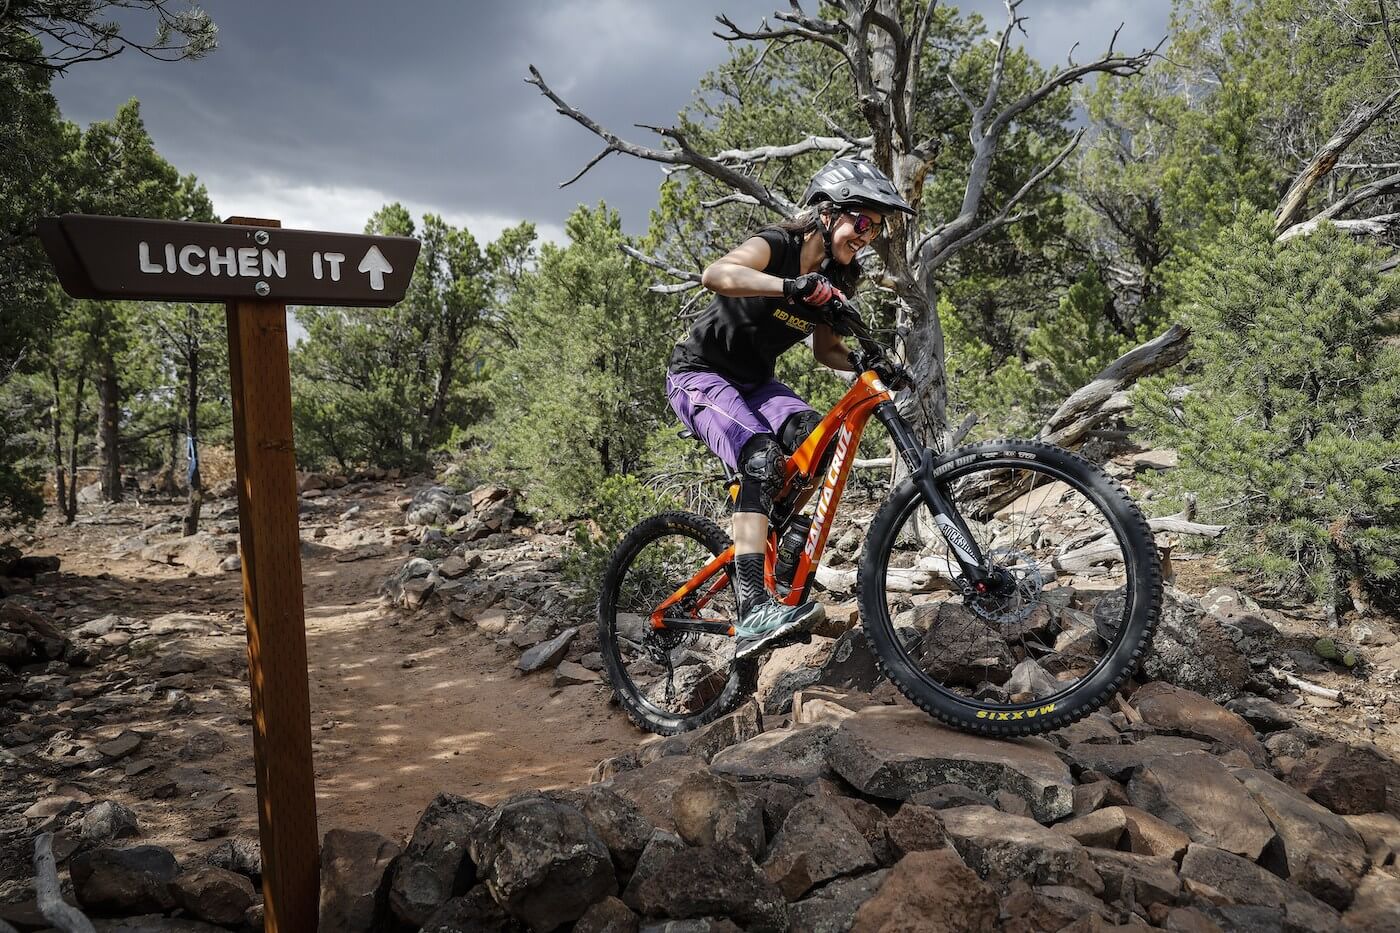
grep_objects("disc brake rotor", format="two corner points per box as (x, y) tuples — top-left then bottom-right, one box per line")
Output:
(965, 547), (1045, 625)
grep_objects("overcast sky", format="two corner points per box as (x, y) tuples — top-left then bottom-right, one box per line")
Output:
(50, 1), (1170, 244)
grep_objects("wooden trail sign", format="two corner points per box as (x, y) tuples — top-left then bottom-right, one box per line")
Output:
(40, 214), (420, 932)
(39, 213), (419, 306)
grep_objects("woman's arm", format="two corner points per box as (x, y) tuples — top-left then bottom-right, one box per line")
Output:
(812, 323), (855, 372)
(700, 237), (785, 297)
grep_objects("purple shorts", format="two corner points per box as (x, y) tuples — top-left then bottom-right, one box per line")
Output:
(666, 370), (815, 470)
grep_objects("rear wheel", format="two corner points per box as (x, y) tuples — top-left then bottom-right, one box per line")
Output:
(597, 511), (756, 735)
(858, 439), (1161, 736)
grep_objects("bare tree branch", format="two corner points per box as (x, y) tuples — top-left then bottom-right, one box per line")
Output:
(33, 833), (95, 933)
(1274, 89), (1400, 235)
(619, 244), (704, 293)
(714, 11), (851, 64)
(1380, 0), (1400, 74)
(1312, 171), (1400, 222)
(1277, 211), (1400, 242)
(526, 65), (797, 216)
(1038, 323), (1192, 449)
(712, 135), (870, 165)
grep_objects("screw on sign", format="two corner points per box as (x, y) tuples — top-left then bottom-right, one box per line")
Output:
(39, 214), (420, 933)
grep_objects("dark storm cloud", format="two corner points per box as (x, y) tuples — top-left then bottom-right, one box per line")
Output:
(49, 1), (1170, 237)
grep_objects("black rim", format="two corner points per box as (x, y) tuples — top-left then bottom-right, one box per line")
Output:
(604, 524), (741, 725)
(867, 456), (1143, 713)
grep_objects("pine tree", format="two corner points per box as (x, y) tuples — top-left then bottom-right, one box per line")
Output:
(1132, 212), (1400, 609)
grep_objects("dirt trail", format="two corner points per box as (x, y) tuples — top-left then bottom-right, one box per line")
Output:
(9, 486), (641, 856)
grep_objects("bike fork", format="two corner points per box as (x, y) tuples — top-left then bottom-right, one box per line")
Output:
(874, 403), (993, 591)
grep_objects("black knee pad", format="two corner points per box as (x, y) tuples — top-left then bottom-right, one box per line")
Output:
(736, 434), (784, 515)
(778, 409), (822, 454)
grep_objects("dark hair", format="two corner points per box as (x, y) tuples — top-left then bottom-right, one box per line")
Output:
(761, 205), (862, 295)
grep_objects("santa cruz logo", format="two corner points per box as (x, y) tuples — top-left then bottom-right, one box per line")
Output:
(805, 425), (854, 557)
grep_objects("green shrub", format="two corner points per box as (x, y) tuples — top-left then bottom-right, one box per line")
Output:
(1132, 212), (1400, 608)
(563, 474), (685, 606)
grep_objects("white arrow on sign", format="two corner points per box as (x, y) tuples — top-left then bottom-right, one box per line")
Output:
(357, 245), (393, 291)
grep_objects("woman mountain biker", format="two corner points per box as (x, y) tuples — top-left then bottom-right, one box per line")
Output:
(666, 156), (915, 661)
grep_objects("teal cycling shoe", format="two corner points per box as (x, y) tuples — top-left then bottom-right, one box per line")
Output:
(734, 599), (825, 660)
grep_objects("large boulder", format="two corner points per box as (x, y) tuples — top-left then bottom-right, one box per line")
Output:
(761, 795), (877, 900)
(811, 628), (884, 693)
(1126, 751), (1277, 860)
(850, 849), (997, 933)
(1130, 682), (1267, 764)
(1232, 767), (1371, 910)
(709, 724), (837, 787)
(937, 806), (1103, 894)
(469, 793), (617, 931)
(1180, 843), (1340, 933)
(419, 885), (522, 932)
(1140, 586), (1252, 702)
(388, 792), (490, 927)
(70, 845), (179, 915)
(607, 755), (707, 830)
(1286, 742), (1391, 815)
(917, 604), (1014, 688)
(826, 705), (1074, 822)
(635, 702), (762, 766)
(624, 839), (788, 933)
(168, 866), (256, 927)
(671, 771), (765, 858)
(318, 829), (400, 933)
(756, 638), (834, 715)
(1060, 734), (1210, 782)
(557, 785), (655, 880)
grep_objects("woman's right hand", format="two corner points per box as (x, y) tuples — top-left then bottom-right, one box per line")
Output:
(783, 273), (844, 306)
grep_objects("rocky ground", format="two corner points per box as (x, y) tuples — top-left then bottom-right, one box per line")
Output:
(2, 449), (1399, 931)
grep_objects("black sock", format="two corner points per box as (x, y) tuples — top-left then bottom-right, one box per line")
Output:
(734, 552), (770, 616)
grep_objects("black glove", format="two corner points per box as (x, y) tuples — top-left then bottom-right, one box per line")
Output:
(829, 305), (860, 337)
(783, 273), (839, 306)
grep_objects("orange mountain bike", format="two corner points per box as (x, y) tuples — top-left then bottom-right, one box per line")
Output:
(598, 301), (1161, 737)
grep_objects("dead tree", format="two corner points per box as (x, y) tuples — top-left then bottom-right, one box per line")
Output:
(529, 0), (1162, 445)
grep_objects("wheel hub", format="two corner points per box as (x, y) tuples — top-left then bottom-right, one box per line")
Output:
(963, 547), (1045, 625)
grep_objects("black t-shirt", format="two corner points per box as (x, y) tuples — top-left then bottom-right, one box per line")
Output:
(668, 227), (857, 385)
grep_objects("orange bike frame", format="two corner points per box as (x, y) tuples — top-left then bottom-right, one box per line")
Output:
(649, 370), (895, 632)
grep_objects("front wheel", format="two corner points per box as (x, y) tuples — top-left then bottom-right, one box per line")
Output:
(858, 438), (1161, 736)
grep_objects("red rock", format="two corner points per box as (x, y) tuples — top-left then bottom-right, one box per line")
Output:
(850, 849), (997, 933)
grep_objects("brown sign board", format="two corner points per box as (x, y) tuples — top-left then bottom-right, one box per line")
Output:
(39, 213), (420, 307)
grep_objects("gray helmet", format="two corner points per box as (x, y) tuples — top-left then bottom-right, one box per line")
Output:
(801, 157), (915, 216)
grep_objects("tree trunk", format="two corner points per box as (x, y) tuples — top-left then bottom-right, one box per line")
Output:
(96, 349), (121, 503)
(183, 347), (202, 536)
(65, 365), (86, 522)
(49, 367), (67, 518)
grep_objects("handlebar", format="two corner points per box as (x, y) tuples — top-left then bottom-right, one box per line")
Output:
(825, 297), (914, 391)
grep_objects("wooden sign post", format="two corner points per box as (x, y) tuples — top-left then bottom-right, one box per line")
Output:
(39, 212), (420, 932)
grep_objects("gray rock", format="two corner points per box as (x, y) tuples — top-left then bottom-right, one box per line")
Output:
(622, 830), (685, 906)
(1341, 871), (1400, 933)
(1087, 848), (1181, 909)
(419, 885), (522, 932)
(318, 829), (400, 933)
(826, 705), (1074, 822)
(624, 839), (787, 933)
(789, 870), (886, 933)
(1127, 751), (1277, 860)
(812, 628), (884, 692)
(177, 729), (225, 761)
(710, 724), (837, 787)
(1232, 767), (1370, 910)
(1180, 843), (1339, 933)
(80, 800), (139, 843)
(1060, 734), (1210, 782)
(204, 836), (261, 883)
(848, 849), (998, 933)
(388, 792), (491, 927)
(71, 845), (179, 914)
(938, 806), (1103, 894)
(1225, 695), (1295, 733)
(517, 627), (578, 673)
(882, 804), (951, 862)
(557, 785), (654, 879)
(168, 866), (256, 927)
(762, 795), (876, 900)
(1141, 586), (1253, 702)
(1130, 681), (1266, 764)
(607, 755), (705, 831)
(636, 701), (762, 766)
(88, 918), (228, 932)
(554, 660), (599, 686)
(574, 896), (640, 933)
(672, 770), (764, 858)
(469, 793), (616, 931)
(95, 731), (143, 760)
